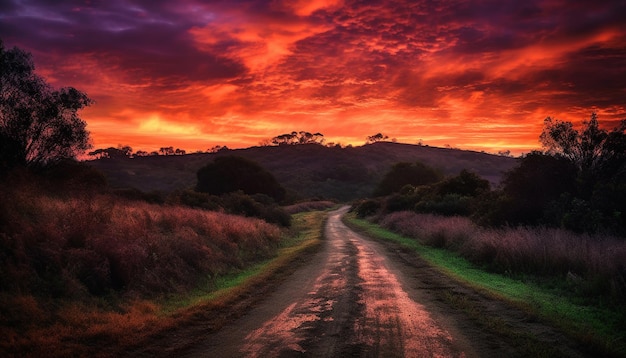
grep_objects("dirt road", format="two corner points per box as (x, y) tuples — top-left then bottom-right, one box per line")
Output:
(171, 207), (590, 358)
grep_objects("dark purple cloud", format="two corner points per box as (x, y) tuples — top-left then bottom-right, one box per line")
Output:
(1, 0), (624, 153)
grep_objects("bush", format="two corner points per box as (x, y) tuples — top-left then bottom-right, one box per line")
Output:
(375, 211), (626, 300)
(168, 190), (291, 227)
(353, 199), (382, 218)
(436, 169), (490, 197)
(196, 156), (286, 202)
(220, 191), (291, 227)
(414, 194), (473, 216)
(0, 191), (283, 302)
(373, 161), (443, 196)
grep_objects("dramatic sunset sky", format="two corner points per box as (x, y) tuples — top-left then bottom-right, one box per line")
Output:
(1, 0), (625, 155)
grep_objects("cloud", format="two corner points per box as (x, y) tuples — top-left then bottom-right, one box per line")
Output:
(1, 0), (624, 154)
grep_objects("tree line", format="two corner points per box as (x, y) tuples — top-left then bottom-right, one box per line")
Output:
(357, 113), (626, 236)
(87, 131), (399, 160)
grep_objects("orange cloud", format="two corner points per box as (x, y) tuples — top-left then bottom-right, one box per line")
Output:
(3, 0), (624, 157)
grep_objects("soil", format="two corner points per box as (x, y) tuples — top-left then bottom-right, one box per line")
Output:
(123, 207), (596, 357)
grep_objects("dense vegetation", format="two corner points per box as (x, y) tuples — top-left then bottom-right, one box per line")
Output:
(0, 40), (92, 171)
(353, 113), (626, 305)
(90, 142), (517, 201)
(3, 40), (624, 356)
(357, 114), (626, 236)
(0, 168), (294, 355)
(196, 155), (286, 203)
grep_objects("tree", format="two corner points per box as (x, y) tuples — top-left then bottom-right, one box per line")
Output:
(196, 156), (286, 202)
(1, 40), (92, 170)
(436, 169), (490, 197)
(270, 131), (325, 146)
(501, 151), (577, 225)
(88, 145), (132, 159)
(373, 161), (443, 196)
(540, 113), (626, 199)
(159, 146), (174, 155)
(366, 133), (388, 144)
(540, 113), (626, 176)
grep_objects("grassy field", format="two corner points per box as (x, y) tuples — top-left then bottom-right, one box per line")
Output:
(344, 214), (626, 357)
(0, 183), (328, 358)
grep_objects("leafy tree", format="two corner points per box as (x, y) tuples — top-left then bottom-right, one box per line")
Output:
(539, 114), (626, 233)
(196, 156), (286, 202)
(208, 145), (229, 153)
(159, 146), (174, 155)
(373, 161), (443, 196)
(89, 145), (132, 159)
(540, 113), (626, 182)
(270, 131), (324, 146)
(0, 40), (92, 170)
(501, 151), (577, 225)
(436, 169), (490, 197)
(88, 148), (107, 159)
(366, 133), (389, 144)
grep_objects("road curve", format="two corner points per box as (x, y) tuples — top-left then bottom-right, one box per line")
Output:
(185, 206), (474, 357)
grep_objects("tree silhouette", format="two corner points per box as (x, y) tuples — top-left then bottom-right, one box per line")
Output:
(540, 113), (626, 175)
(373, 161), (443, 196)
(366, 133), (388, 144)
(501, 151), (577, 224)
(540, 113), (626, 198)
(436, 169), (490, 197)
(159, 146), (174, 155)
(196, 156), (286, 202)
(88, 145), (132, 159)
(270, 131), (325, 146)
(1, 40), (92, 170)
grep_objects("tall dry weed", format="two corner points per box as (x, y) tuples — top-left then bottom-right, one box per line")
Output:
(378, 211), (626, 299)
(0, 190), (283, 337)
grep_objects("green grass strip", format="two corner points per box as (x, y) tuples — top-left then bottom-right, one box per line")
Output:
(162, 210), (327, 313)
(344, 214), (626, 357)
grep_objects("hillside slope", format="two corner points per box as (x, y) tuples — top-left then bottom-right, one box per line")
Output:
(88, 143), (518, 201)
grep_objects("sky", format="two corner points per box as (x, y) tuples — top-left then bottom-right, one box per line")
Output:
(1, 0), (625, 155)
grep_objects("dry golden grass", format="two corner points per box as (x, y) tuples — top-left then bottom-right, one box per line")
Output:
(0, 188), (287, 357)
(379, 211), (626, 300)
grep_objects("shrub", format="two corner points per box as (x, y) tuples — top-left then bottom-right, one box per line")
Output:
(353, 199), (382, 218)
(196, 156), (286, 202)
(168, 190), (291, 227)
(414, 194), (473, 216)
(0, 191), (283, 302)
(373, 161), (443, 196)
(376, 211), (626, 300)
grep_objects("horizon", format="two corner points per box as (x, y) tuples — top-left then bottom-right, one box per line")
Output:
(2, 0), (625, 156)
(81, 139), (520, 161)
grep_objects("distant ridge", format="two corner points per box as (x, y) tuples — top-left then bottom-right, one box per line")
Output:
(89, 142), (518, 201)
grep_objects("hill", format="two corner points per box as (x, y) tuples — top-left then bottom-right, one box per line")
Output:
(88, 142), (518, 201)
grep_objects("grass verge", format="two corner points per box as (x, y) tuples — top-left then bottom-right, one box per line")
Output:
(344, 214), (626, 358)
(162, 209), (326, 313)
(2, 210), (327, 358)
(118, 209), (328, 356)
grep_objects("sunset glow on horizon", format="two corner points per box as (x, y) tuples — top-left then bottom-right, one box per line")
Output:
(2, 0), (625, 155)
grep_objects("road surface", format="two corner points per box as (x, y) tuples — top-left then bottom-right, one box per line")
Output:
(164, 207), (588, 358)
